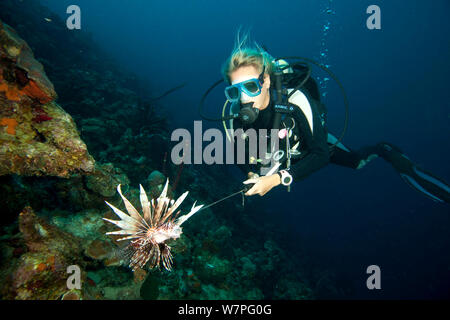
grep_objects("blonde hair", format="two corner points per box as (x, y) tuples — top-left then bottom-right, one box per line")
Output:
(222, 29), (275, 84)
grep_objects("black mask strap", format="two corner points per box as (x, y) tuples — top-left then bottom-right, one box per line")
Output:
(258, 64), (266, 84)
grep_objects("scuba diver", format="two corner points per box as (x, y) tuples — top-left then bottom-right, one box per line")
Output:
(199, 37), (450, 203)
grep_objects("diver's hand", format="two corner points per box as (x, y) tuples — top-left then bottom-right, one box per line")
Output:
(243, 174), (281, 196)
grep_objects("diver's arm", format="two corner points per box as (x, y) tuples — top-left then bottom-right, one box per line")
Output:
(288, 104), (330, 182)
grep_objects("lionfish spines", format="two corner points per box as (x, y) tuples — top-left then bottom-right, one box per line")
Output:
(103, 179), (203, 271)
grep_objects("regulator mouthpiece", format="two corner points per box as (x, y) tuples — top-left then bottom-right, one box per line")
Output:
(239, 102), (259, 124)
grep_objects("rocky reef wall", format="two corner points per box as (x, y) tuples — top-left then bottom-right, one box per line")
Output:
(0, 20), (95, 177)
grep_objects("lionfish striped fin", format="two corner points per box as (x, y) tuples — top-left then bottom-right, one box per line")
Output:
(160, 191), (189, 224)
(160, 179), (169, 198)
(153, 180), (170, 225)
(161, 246), (173, 271)
(151, 199), (155, 213)
(105, 229), (139, 236)
(117, 184), (147, 227)
(104, 201), (136, 224)
(175, 201), (204, 226)
(103, 217), (140, 232)
(116, 235), (141, 241)
(105, 230), (143, 241)
(139, 184), (152, 227)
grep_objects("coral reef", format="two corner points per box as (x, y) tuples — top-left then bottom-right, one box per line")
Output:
(194, 254), (232, 284)
(85, 239), (113, 261)
(0, 20), (95, 178)
(85, 163), (130, 198)
(0, 206), (86, 299)
(0, 21), (56, 104)
(0, 100), (95, 177)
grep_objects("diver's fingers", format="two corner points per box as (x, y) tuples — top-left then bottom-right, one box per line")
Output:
(243, 178), (259, 185)
(245, 185), (258, 196)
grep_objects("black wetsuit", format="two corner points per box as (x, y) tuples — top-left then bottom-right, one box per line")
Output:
(232, 91), (329, 182)
(231, 89), (450, 203)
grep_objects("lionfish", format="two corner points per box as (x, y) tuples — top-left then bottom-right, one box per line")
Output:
(103, 180), (203, 271)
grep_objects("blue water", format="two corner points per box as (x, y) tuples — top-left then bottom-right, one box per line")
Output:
(40, 0), (450, 299)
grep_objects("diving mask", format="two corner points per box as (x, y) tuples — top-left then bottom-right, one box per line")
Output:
(224, 65), (266, 103)
(224, 78), (263, 103)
